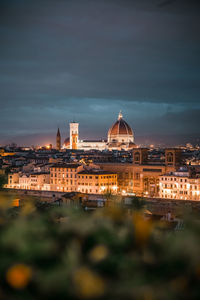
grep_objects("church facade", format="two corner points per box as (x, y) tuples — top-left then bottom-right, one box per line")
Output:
(59, 112), (137, 151)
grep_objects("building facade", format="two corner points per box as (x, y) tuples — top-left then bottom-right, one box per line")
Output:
(77, 170), (117, 194)
(7, 172), (50, 190)
(98, 148), (181, 197)
(61, 112), (136, 151)
(50, 163), (82, 192)
(159, 170), (200, 201)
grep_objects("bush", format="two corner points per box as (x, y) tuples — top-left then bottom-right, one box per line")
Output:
(0, 198), (200, 299)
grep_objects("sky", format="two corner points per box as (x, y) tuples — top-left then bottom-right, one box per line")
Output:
(0, 0), (200, 147)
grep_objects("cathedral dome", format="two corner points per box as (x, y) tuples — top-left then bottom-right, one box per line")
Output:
(62, 137), (70, 149)
(108, 112), (134, 145)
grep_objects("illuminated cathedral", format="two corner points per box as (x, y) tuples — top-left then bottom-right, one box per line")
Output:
(56, 112), (136, 151)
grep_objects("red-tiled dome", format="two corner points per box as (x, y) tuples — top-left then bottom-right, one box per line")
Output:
(108, 112), (133, 137)
(63, 137), (70, 147)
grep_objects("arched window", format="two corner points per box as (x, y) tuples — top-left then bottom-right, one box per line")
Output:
(134, 152), (140, 163)
(167, 152), (173, 163)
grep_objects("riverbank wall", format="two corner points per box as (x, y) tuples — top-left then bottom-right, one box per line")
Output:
(4, 188), (65, 200)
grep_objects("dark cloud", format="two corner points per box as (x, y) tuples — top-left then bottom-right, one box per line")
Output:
(0, 0), (199, 146)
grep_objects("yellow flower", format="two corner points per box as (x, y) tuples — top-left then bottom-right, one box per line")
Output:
(73, 267), (105, 299)
(6, 264), (32, 289)
(133, 213), (153, 246)
(89, 245), (108, 263)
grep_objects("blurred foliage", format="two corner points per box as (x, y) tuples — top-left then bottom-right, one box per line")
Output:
(130, 196), (147, 210)
(0, 194), (200, 299)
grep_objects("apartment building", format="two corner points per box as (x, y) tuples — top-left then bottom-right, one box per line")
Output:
(50, 163), (83, 192)
(159, 170), (200, 201)
(77, 170), (117, 194)
(7, 172), (50, 190)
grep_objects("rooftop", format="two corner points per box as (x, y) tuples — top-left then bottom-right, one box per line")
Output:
(78, 169), (116, 175)
(51, 163), (81, 169)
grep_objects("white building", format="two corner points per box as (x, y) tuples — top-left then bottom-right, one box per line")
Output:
(159, 170), (200, 201)
(6, 172), (50, 191)
(62, 112), (136, 151)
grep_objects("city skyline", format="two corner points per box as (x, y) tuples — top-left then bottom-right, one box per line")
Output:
(0, 0), (200, 146)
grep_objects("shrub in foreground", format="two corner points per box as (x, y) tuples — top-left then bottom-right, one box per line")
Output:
(0, 199), (200, 299)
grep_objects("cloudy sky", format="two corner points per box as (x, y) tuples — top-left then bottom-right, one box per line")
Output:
(0, 0), (200, 146)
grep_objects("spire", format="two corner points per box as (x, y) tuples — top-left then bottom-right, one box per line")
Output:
(118, 110), (123, 120)
(56, 128), (61, 150)
(57, 128), (60, 137)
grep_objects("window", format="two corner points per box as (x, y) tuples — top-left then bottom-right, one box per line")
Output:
(134, 152), (140, 163)
(167, 152), (173, 164)
(135, 173), (140, 180)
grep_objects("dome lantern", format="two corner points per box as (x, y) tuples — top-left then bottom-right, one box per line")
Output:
(118, 110), (123, 120)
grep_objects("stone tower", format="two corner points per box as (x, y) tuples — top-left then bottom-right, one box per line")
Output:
(70, 122), (79, 149)
(165, 148), (182, 167)
(56, 128), (61, 150)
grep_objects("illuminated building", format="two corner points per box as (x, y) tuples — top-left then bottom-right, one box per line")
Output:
(50, 163), (83, 192)
(159, 169), (200, 201)
(7, 173), (20, 189)
(97, 148), (181, 196)
(62, 111), (136, 151)
(77, 170), (117, 194)
(70, 122), (79, 150)
(7, 172), (50, 190)
(107, 111), (136, 150)
(50, 164), (118, 194)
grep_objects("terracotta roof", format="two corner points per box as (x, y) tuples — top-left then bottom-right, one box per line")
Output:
(63, 137), (70, 146)
(51, 163), (81, 169)
(108, 118), (133, 136)
(78, 170), (116, 175)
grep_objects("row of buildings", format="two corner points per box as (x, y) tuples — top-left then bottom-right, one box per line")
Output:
(57, 111), (136, 151)
(5, 147), (200, 201)
(2, 112), (200, 201)
(7, 164), (118, 195)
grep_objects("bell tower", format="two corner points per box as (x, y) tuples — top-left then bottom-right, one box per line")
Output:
(70, 122), (79, 149)
(165, 148), (182, 167)
(132, 148), (148, 165)
(56, 128), (61, 150)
